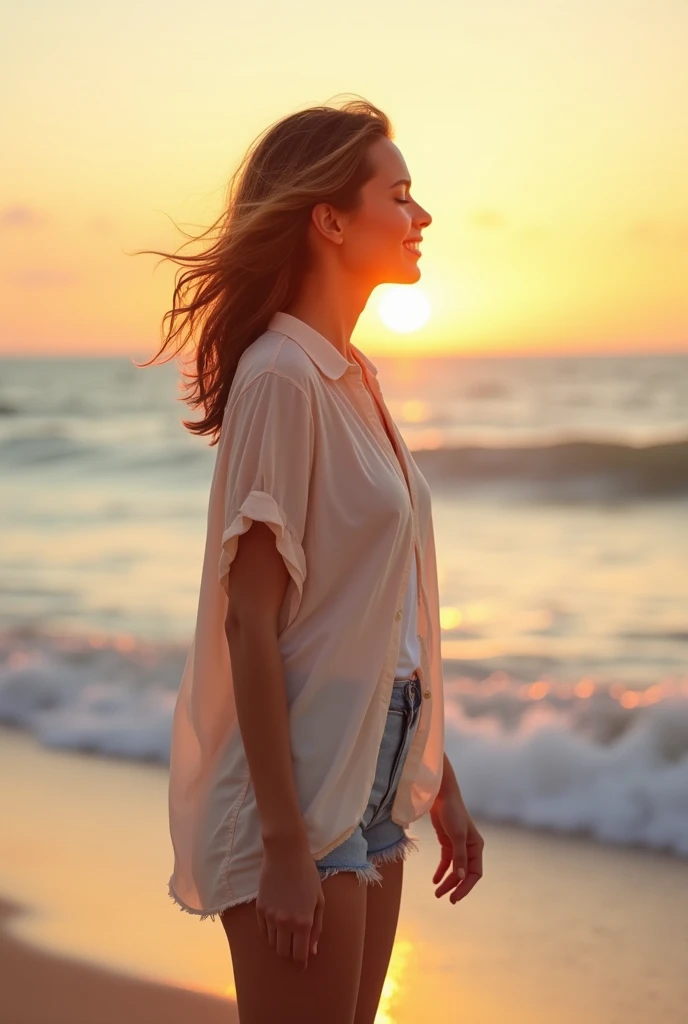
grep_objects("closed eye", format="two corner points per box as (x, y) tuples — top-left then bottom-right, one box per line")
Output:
(395, 199), (410, 204)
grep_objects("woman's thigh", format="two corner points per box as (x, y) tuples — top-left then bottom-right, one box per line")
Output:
(353, 856), (405, 1024)
(220, 870), (367, 1024)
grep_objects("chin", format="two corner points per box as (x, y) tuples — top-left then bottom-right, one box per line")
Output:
(398, 264), (422, 284)
(381, 264), (422, 286)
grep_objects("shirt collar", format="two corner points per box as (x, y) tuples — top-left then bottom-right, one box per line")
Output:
(268, 311), (378, 380)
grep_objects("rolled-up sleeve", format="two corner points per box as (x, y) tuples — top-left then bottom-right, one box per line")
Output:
(218, 372), (315, 628)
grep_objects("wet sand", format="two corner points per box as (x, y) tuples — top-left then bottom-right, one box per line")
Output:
(1, 725), (686, 1023)
(0, 894), (237, 1023)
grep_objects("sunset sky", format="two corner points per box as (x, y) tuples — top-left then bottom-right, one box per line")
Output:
(1, 0), (686, 358)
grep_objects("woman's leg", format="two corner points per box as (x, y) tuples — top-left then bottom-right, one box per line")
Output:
(220, 870), (368, 1024)
(352, 678), (420, 1022)
(353, 857), (404, 1024)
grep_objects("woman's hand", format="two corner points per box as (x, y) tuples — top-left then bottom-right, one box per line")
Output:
(256, 835), (325, 971)
(429, 774), (484, 904)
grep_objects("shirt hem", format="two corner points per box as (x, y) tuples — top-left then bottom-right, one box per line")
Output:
(311, 818), (361, 861)
(167, 876), (258, 922)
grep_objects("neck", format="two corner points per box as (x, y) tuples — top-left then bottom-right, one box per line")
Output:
(283, 267), (373, 361)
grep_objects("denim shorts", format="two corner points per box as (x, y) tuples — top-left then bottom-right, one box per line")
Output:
(314, 671), (423, 887)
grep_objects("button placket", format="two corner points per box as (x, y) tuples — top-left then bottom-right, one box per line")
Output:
(348, 372), (412, 500)
(355, 376), (424, 637)
(349, 364), (428, 726)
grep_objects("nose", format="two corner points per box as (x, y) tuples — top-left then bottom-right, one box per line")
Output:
(415, 204), (432, 229)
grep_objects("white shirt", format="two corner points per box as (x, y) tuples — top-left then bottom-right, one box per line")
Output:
(167, 311), (446, 918)
(395, 556), (421, 679)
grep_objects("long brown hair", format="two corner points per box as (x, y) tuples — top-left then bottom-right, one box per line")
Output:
(133, 95), (393, 445)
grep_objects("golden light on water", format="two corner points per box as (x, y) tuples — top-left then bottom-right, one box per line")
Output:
(410, 429), (445, 450)
(375, 938), (413, 1023)
(401, 399), (430, 423)
(223, 980), (237, 1000)
(440, 606), (463, 630)
(440, 671), (688, 709)
(440, 603), (492, 631)
(575, 678), (596, 699)
(528, 680), (550, 700)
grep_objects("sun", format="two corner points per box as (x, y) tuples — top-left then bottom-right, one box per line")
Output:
(377, 285), (431, 333)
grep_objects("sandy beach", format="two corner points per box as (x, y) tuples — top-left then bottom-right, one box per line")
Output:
(0, 894), (236, 1024)
(1, 724), (686, 1024)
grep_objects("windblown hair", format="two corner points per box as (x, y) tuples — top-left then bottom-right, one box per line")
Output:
(134, 95), (393, 444)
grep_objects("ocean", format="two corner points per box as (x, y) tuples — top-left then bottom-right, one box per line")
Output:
(1, 350), (687, 855)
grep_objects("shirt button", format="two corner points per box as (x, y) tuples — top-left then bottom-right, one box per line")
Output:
(395, 609), (403, 621)
(423, 689), (431, 699)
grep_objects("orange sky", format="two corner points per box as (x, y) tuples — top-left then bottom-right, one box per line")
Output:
(1, 0), (686, 358)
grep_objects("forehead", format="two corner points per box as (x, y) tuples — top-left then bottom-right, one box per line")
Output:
(368, 138), (410, 183)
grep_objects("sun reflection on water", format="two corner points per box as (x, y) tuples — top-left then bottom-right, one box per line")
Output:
(375, 938), (413, 1023)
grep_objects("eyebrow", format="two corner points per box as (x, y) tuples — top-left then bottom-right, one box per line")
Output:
(389, 178), (411, 188)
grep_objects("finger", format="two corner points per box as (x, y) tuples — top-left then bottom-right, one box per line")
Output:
(434, 853), (467, 897)
(265, 915), (277, 948)
(471, 843), (484, 879)
(450, 872), (481, 904)
(434, 837), (467, 895)
(432, 850), (452, 885)
(275, 923), (293, 958)
(255, 907), (269, 943)
(451, 842), (483, 897)
(309, 896), (325, 956)
(292, 926), (311, 971)
(435, 869), (463, 898)
(453, 850), (468, 884)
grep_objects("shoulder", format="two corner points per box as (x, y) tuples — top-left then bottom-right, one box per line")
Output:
(233, 330), (320, 399)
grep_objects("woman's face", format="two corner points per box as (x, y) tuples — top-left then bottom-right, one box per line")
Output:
(312, 137), (433, 288)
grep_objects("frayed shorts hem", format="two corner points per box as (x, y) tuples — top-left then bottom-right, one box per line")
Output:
(316, 832), (420, 887)
(166, 831), (420, 920)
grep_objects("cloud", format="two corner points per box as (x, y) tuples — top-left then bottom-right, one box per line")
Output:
(0, 205), (48, 229)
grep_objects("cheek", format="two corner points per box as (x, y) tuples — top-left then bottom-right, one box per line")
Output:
(375, 202), (407, 239)
(348, 207), (406, 267)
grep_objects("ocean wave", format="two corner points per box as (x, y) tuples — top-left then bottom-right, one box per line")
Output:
(445, 688), (688, 856)
(412, 435), (688, 500)
(0, 433), (98, 467)
(2, 417), (687, 502)
(0, 432), (205, 474)
(1, 630), (687, 856)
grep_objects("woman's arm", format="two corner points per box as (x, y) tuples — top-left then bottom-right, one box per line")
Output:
(437, 751), (462, 801)
(225, 519), (310, 853)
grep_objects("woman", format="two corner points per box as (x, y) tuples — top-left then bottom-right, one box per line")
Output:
(141, 97), (483, 1023)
